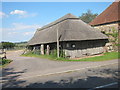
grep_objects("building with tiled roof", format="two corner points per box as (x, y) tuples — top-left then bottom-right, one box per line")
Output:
(89, 1), (120, 51)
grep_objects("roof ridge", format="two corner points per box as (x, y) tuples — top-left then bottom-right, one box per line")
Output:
(38, 13), (79, 31)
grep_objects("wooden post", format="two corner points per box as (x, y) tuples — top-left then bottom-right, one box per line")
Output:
(39, 46), (41, 54)
(57, 26), (59, 58)
(118, 23), (120, 51)
(118, 24), (120, 44)
(46, 45), (50, 55)
(41, 44), (44, 55)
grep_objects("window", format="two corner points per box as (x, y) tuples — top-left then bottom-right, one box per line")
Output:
(71, 44), (76, 48)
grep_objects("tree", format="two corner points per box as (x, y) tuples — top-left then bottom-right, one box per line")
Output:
(1, 42), (15, 49)
(79, 10), (98, 23)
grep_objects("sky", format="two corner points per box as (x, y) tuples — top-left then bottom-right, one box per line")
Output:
(1, 2), (113, 43)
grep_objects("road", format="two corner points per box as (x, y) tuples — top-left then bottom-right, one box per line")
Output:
(1, 50), (119, 88)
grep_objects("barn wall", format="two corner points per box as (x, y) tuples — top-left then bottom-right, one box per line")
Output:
(29, 40), (107, 58)
(63, 40), (107, 58)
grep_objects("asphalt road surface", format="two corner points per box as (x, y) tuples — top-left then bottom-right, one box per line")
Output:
(1, 50), (119, 89)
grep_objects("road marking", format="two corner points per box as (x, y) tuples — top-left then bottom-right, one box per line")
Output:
(17, 62), (118, 80)
(88, 82), (118, 90)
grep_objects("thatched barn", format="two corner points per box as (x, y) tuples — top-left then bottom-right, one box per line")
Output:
(27, 13), (108, 58)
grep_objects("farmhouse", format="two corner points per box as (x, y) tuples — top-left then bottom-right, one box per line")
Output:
(89, 1), (120, 51)
(28, 13), (108, 58)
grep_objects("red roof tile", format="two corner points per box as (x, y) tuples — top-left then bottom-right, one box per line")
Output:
(89, 1), (120, 26)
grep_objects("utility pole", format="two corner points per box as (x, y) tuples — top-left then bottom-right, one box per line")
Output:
(57, 26), (59, 58)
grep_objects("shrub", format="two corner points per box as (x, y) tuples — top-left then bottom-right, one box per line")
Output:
(60, 50), (65, 58)
(1, 42), (15, 49)
(51, 49), (57, 57)
(0, 59), (12, 66)
(34, 50), (40, 55)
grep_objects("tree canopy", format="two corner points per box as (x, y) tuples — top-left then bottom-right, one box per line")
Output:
(1, 42), (15, 49)
(79, 10), (98, 24)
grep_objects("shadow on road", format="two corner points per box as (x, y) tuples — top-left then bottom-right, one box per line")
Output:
(25, 76), (118, 88)
(2, 68), (27, 88)
(2, 67), (118, 88)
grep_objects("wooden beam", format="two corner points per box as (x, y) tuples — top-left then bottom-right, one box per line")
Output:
(57, 26), (59, 58)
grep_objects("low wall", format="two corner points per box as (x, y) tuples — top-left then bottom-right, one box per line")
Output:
(63, 40), (107, 58)
(65, 47), (104, 58)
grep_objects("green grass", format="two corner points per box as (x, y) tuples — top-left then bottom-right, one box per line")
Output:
(22, 51), (119, 62)
(0, 59), (13, 67)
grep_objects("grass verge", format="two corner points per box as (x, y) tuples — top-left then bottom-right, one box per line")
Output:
(0, 59), (13, 68)
(22, 52), (119, 62)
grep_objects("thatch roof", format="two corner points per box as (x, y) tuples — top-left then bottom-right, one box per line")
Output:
(89, 1), (120, 26)
(28, 13), (108, 45)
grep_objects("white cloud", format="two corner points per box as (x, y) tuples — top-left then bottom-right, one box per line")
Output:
(10, 10), (37, 18)
(23, 31), (35, 36)
(10, 10), (27, 15)
(4, 23), (40, 31)
(2, 23), (41, 42)
(0, 11), (8, 18)
(0, 28), (2, 32)
(8, 32), (18, 35)
(0, 28), (2, 42)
